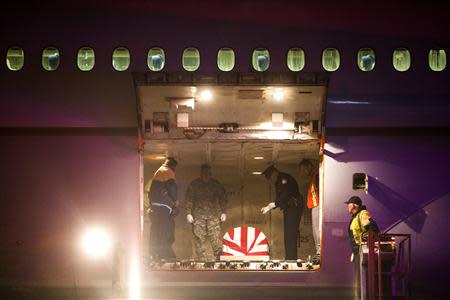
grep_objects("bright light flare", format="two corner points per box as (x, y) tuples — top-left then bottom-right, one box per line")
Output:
(129, 256), (141, 300)
(199, 90), (213, 101)
(81, 228), (111, 258)
(253, 156), (264, 160)
(252, 171), (262, 175)
(273, 89), (284, 101)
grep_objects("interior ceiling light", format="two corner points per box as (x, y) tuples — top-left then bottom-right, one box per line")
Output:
(199, 90), (213, 101)
(144, 154), (167, 160)
(252, 171), (262, 175)
(273, 89), (284, 101)
(253, 156), (264, 160)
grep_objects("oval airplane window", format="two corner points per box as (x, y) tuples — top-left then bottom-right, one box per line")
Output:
(112, 47), (130, 71)
(252, 48), (270, 72)
(6, 46), (24, 71)
(428, 48), (446, 72)
(393, 48), (411, 72)
(77, 47), (95, 71)
(147, 47), (165, 71)
(287, 48), (305, 71)
(182, 47), (200, 71)
(42, 47), (60, 71)
(217, 48), (235, 72)
(357, 48), (376, 72)
(322, 48), (340, 72)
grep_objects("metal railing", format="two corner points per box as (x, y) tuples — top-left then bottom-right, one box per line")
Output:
(366, 232), (411, 300)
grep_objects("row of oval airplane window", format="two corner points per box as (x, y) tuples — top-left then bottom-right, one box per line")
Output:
(4, 46), (448, 72)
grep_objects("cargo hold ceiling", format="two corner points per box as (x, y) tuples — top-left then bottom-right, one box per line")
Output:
(144, 140), (319, 171)
(135, 72), (328, 142)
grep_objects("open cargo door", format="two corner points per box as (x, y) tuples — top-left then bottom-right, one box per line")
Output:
(134, 72), (328, 271)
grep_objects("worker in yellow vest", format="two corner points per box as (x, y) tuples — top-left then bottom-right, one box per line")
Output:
(148, 157), (179, 261)
(346, 196), (379, 298)
(345, 196), (379, 261)
(299, 159), (320, 260)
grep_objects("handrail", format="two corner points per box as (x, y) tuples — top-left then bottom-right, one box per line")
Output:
(367, 231), (376, 300)
(366, 232), (411, 300)
(383, 195), (446, 233)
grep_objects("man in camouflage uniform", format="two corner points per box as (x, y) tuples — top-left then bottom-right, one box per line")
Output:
(186, 164), (227, 260)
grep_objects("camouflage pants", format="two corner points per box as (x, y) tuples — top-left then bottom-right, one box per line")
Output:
(192, 215), (222, 260)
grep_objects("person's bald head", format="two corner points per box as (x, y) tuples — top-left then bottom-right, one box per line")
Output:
(299, 159), (313, 176)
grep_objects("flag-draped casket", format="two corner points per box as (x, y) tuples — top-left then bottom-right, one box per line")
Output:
(220, 226), (269, 261)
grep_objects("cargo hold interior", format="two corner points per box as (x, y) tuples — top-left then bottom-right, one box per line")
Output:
(136, 72), (327, 271)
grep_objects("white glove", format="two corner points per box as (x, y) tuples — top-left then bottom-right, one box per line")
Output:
(220, 213), (227, 222)
(187, 214), (194, 223)
(350, 253), (354, 262)
(261, 202), (276, 214)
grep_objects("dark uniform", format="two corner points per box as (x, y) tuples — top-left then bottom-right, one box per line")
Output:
(274, 172), (303, 260)
(148, 159), (177, 261)
(186, 178), (227, 260)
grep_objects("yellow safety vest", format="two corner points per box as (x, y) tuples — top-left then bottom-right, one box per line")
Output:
(307, 173), (319, 208)
(349, 210), (370, 245)
(144, 178), (152, 213)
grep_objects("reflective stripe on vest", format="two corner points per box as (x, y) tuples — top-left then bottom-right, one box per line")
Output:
(350, 210), (368, 245)
(307, 174), (319, 208)
(151, 202), (173, 214)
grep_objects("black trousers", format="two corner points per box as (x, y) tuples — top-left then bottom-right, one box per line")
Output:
(149, 205), (175, 260)
(283, 205), (303, 260)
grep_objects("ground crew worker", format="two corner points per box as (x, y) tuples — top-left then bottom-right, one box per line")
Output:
(346, 196), (379, 260)
(148, 157), (178, 261)
(144, 178), (152, 214)
(261, 165), (303, 260)
(299, 159), (321, 260)
(346, 196), (379, 298)
(186, 164), (227, 260)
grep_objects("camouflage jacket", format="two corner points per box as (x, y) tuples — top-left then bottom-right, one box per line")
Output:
(185, 178), (226, 217)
